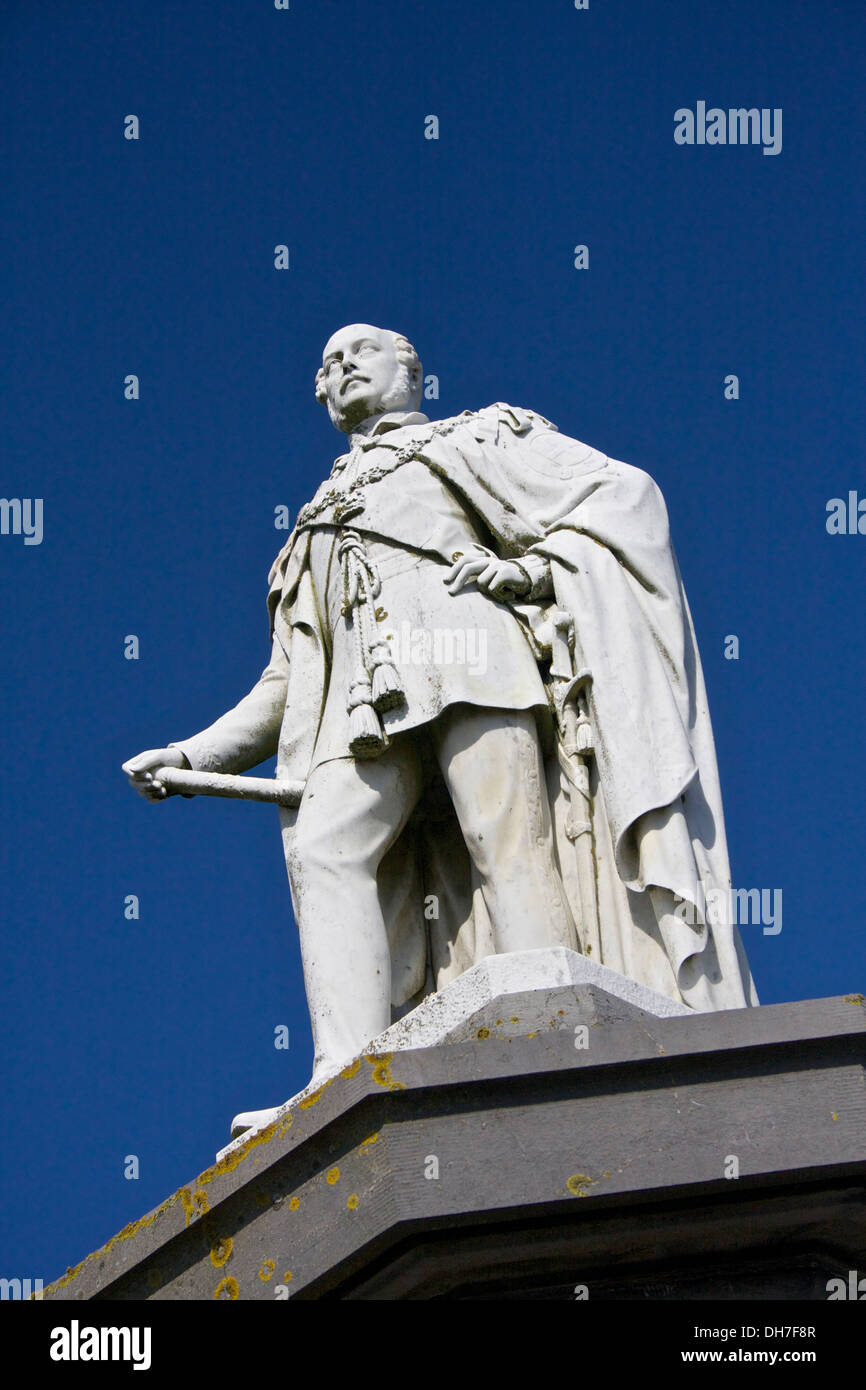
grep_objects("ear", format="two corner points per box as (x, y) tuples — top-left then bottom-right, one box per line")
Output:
(314, 367), (328, 404)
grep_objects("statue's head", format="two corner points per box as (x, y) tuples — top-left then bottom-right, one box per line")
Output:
(315, 324), (423, 433)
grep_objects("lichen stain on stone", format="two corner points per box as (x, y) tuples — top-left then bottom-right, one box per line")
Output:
(566, 1173), (593, 1197)
(196, 1109), (293, 1189)
(300, 1079), (334, 1109)
(259, 1259), (276, 1281)
(181, 1188), (209, 1227)
(347, 1194), (359, 1210)
(326, 1166), (341, 1185)
(340, 1058), (362, 1079)
(45, 1261), (85, 1297)
(254, 1190), (270, 1209)
(289, 1196), (300, 1211)
(364, 1052), (407, 1091)
(42, 1033), (397, 1297)
(283, 1271), (293, 1283)
(43, 1097), (304, 1296)
(359, 1131), (379, 1156)
(476, 1027), (490, 1040)
(844, 993), (865, 1006)
(831, 1112), (839, 1122)
(209, 1235), (233, 1269)
(42, 1188), (189, 1296)
(214, 1276), (239, 1300)
(146, 1268), (163, 1291)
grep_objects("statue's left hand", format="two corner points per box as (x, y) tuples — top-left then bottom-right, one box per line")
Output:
(445, 551), (530, 602)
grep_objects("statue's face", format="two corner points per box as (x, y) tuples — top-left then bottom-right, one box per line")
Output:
(319, 324), (409, 432)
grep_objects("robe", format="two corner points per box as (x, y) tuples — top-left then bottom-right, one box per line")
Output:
(175, 402), (758, 1015)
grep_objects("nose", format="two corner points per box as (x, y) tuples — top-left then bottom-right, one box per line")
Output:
(338, 353), (367, 391)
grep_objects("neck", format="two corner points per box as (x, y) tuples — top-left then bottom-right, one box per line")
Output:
(348, 410), (392, 437)
(345, 406), (421, 443)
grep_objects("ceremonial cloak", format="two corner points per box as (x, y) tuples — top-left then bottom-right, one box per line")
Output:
(173, 403), (757, 1016)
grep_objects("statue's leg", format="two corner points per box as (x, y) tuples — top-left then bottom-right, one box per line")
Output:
(287, 738), (424, 1079)
(432, 704), (577, 954)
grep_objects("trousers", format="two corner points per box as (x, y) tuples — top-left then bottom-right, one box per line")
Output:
(284, 703), (576, 1077)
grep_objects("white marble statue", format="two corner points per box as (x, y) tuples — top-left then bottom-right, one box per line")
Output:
(124, 323), (757, 1109)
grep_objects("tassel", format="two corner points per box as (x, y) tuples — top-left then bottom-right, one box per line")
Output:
(348, 701), (388, 758)
(371, 658), (404, 712)
(576, 715), (593, 755)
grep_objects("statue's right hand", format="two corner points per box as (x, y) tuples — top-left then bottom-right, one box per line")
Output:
(121, 746), (189, 802)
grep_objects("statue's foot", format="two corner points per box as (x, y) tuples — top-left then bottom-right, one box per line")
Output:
(230, 1106), (281, 1140)
(228, 1060), (350, 1141)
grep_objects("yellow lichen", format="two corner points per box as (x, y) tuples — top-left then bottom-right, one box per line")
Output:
(209, 1236), (233, 1269)
(300, 1079), (333, 1109)
(43, 1186), (193, 1295)
(42, 1103), (295, 1295)
(359, 1132), (379, 1156)
(347, 1194), (359, 1210)
(340, 1058), (362, 1079)
(49, 1261), (84, 1295)
(259, 1259), (276, 1282)
(566, 1173), (592, 1197)
(181, 1187), (209, 1225)
(364, 1052), (407, 1091)
(326, 1166), (340, 1185)
(214, 1276), (239, 1300)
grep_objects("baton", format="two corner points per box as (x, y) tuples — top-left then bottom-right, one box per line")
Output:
(133, 767), (305, 808)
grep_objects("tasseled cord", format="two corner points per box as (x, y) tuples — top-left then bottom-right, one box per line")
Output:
(338, 530), (405, 757)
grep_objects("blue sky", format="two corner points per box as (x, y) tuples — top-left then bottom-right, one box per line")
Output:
(2, 0), (864, 1287)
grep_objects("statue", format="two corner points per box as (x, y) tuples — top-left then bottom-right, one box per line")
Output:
(124, 324), (757, 1128)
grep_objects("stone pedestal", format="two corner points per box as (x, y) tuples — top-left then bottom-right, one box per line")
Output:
(41, 954), (866, 1301)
